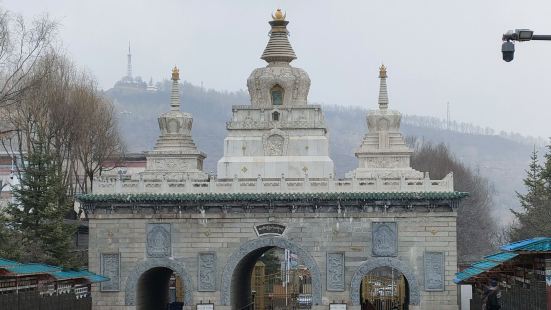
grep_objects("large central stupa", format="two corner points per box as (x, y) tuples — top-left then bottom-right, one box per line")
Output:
(217, 10), (335, 179)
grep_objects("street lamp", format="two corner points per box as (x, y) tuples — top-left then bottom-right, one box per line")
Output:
(501, 29), (551, 62)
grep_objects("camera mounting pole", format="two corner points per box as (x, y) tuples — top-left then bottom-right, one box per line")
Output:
(502, 29), (551, 62)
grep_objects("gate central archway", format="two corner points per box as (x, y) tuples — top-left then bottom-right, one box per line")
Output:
(220, 236), (322, 307)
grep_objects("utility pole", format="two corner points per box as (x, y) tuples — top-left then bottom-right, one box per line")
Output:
(446, 102), (450, 130)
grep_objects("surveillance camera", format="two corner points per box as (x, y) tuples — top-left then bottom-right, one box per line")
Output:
(502, 41), (515, 62)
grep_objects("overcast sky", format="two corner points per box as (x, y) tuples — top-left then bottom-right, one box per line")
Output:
(5, 0), (551, 137)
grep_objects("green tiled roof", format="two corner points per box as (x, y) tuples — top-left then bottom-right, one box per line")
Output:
(77, 191), (468, 203)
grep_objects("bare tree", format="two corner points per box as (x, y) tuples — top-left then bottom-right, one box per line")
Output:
(409, 140), (498, 263)
(0, 8), (57, 110)
(1, 52), (123, 195)
(72, 77), (124, 193)
(2, 53), (76, 190)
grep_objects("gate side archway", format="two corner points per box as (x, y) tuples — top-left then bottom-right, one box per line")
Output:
(125, 258), (194, 306)
(350, 257), (420, 305)
(220, 236), (322, 305)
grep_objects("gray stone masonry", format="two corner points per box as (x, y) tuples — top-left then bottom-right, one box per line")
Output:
(88, 209), (459, 310)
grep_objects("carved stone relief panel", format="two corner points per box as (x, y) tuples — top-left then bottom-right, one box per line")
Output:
(100, 253), (120, 291)
(424, 252), (444, 291)
(262, 129), (289, 156)
(266, 134), (284, 155)
(151, 158), (189, 171)
(364, 157), (406, 168)
(147, 223), (171, 257)
(327, 252), (345, 291)
(198, 252), (217, 291)
(372, 222), (398, 257)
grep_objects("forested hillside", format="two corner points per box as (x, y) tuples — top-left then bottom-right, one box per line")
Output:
(106, 81), (544, 223)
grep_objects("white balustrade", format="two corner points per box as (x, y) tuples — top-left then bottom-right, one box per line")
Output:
(96, 172), (454, 195)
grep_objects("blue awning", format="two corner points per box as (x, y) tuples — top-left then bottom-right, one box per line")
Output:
(455, 237), (550, 284)
(500, 237), (551, 252)
(0, 258), (109, 283)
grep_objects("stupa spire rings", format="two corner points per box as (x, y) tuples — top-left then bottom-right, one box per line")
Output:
(261, 9), (296, 63)
(378, 64), (389, 110)
(170, 66), (180, 111)
(172, 66), (180, 81)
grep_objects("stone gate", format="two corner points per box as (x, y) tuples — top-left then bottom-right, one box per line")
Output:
(79, 9), (466, 310)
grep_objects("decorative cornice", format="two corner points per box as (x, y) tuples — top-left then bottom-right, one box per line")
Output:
(77, 191), (467, 204)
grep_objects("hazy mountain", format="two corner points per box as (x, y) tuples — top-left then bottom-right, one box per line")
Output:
(106, 81), (545, 224)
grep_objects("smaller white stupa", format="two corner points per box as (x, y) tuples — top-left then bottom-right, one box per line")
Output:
(139, 67), (208, 181)
(346, 65), (423, 179)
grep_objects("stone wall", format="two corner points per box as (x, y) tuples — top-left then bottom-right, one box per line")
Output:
(88, 210), (458, 310)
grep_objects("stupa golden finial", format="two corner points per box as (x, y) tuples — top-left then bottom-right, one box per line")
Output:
(171, 66), (180, 81)
(272, 8), (286, 21)
(379, 64), (387, 78)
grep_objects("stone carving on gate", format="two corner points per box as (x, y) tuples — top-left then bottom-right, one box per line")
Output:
(198, 252), (217, 291)
(100, 253), (120, 291)
(327, 252), (345, 291)
(372, 222), (397, 257)
(424, 251), (444, 291)
(147, 223), (171, 257)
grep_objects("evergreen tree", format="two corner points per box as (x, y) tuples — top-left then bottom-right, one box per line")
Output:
(5, 138), (77, 266)
(541, 143), (551, 194)
(516, 147), (546, 209)
(510, 143), (551, 240)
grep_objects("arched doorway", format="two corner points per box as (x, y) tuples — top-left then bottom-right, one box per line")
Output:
(221, 236), (322, 308)
(350, 258), (420, 306)
(360, 266), (409, 310)
(125, 258), (193, 308)
(136, 267), (184, 310)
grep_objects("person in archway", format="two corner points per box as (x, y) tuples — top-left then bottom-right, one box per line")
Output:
(482, 279), (501, 310)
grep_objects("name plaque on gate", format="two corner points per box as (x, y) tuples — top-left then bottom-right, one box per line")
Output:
(329, 303), (347, 310)
(254, 223), (286, 236)
(197, 303), (214, 310)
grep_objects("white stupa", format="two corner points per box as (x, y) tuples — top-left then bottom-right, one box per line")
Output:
(346, 65), (423, 179)
(140, 67), (208, 181)
(217, 10), (335, 180)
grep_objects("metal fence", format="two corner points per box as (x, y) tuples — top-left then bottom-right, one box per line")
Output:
(471, 279), (546, 310)
(0, 290), (91, 310)
(251, 269), (312, 310)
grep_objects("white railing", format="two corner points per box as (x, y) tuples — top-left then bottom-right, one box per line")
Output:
(93, 172), (454, 194)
